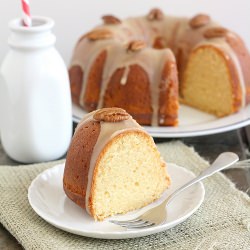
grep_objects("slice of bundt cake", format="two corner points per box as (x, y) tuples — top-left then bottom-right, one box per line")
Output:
(63, 108), (170, 221)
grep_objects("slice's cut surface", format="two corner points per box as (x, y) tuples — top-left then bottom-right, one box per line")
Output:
(90, 131), (170, 220)
(182, 45), (241, 117)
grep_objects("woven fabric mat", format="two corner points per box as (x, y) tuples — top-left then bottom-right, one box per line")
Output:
(0, 141), (249, 250)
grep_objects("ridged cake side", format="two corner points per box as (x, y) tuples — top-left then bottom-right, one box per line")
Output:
(63, 119), (101, 209)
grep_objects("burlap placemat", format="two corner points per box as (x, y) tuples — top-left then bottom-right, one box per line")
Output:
(0, 141), (249, 250)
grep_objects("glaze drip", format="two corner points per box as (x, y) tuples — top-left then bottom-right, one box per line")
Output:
(120, 66), (130, 85)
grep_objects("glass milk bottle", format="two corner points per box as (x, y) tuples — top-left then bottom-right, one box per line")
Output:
(0, 16), (72, 163)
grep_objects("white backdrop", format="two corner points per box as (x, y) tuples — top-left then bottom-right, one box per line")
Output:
(0, 0), (249, 65)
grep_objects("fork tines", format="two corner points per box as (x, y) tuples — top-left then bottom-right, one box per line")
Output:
(110, 219), (155, 229)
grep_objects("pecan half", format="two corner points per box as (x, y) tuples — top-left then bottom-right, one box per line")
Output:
(189, 14), (211, 29)
(86, 29), (113, 41)
(93, 108), (130, 122)
(147, 8), (164, 21)
(127, 40), (146, 52)
(102, 15), (121, 25)
(153, 37), (166, 49)
(203, 27), (229, 39)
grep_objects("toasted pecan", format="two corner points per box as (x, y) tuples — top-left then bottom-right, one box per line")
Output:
(126, 40), (146, 52)
(147, 8), (164, 21)
(189, 14), (211, 28)
(86, 29), (113, 41)
(153, 37), (166, 49)
(93, 108), (130, 122)
(102, 15), (121, 25)
(204, 27), (229, 39)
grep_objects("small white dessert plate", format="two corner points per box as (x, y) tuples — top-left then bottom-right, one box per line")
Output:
(72, 104), (250, 138)
(28, 163), (205, 239)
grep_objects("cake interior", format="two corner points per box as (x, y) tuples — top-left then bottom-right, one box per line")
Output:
(182, 46), (234, 117)
(90, 131), (170, 220)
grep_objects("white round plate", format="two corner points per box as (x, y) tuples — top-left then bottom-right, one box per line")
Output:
(72, 104), (250, 138)
(28, 163), (205, 239)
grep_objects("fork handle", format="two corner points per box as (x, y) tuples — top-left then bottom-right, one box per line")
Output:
(163, 152), (239, 206)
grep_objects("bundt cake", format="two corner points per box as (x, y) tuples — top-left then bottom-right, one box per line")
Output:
(69, 9), (250, 126)
(63, 108), (170, 221)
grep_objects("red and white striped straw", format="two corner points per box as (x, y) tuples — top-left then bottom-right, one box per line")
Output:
(21, 0), (32, 27)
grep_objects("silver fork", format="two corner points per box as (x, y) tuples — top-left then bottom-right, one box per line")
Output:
(109, 152), (239, 229)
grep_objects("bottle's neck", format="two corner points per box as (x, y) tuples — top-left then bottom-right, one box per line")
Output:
(8, 31), (56, 50)
(8, 16), (56, 50)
